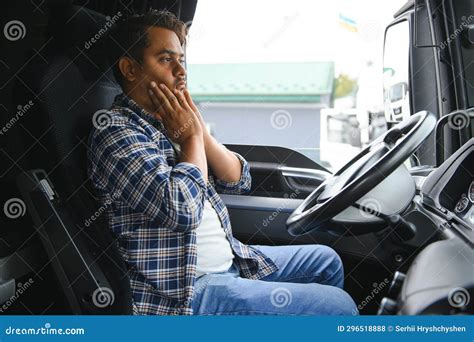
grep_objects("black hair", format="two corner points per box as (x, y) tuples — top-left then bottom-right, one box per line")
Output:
(107, 9), (186, 87)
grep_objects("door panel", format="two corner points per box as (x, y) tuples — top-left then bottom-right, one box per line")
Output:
(222, 144), (387, 262)
(226, 144), (329, 198)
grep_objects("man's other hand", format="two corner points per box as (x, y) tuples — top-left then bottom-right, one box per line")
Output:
(148, 81), (203, 145)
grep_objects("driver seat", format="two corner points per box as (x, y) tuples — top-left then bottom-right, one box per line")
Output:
(15, 5), (132, 314)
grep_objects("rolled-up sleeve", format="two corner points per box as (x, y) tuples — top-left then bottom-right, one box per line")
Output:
(209, 152), (252, 194)
(89, 124), (206, 233)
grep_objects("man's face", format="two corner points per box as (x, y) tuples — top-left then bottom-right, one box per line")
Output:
(124, 26), (186, 111)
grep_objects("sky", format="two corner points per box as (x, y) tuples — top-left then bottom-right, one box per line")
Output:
(186, 0), (408, 77)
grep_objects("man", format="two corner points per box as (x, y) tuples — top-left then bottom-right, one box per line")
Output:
(88, 9), (357, 315)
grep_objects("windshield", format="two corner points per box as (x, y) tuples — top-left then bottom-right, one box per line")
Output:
(186, 0), (407, 171)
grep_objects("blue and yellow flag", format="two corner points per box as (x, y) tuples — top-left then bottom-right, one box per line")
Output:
(338, 13), (358, 32)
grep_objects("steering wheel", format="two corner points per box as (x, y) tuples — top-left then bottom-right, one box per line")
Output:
(286, 111), (437, 236)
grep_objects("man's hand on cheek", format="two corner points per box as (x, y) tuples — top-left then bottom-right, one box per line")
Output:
(180, 88), (217, 149)
(148, 81), (203, 144)
(182, 89), (206, 128)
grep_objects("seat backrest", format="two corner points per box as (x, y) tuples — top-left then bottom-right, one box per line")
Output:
(15, 5), (132, 314)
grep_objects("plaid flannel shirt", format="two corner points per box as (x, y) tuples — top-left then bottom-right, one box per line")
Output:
(87, 94), (277, 315)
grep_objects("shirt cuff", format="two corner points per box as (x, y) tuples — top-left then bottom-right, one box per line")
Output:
(213, 152), (251, 193)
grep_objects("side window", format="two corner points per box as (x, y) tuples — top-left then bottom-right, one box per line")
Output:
(383, 20), (411, 124)
(186, 0), (406, 171)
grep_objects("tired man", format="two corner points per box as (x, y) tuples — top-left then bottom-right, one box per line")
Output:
(87, 9), (357, 315)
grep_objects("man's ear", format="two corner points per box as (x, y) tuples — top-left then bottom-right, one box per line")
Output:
(118, 56), (139, 83)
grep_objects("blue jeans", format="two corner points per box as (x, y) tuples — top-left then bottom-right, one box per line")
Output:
(192, 244), (358, 315)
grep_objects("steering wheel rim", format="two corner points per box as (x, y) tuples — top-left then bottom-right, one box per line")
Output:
(286, 111), (437, 236)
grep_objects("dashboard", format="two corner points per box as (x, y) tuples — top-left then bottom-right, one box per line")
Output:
(422, 139), (474, 232)
(453, 181), (474, 226)
(378, 138), (474, 315)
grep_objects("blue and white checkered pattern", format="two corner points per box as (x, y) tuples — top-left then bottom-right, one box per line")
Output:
(87, 94), (278, 315)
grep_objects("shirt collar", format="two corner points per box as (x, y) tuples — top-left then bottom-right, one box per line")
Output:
(112, 93), (166, 132)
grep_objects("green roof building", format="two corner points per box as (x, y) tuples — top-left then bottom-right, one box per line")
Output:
(187, 62), (334, 104)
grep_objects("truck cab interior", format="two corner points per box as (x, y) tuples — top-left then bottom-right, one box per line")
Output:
(0, 0), (472, 315)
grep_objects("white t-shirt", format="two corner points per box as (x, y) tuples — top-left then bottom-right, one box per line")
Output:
(195, 200), (234, 277)
(169, 140), (234, 277)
